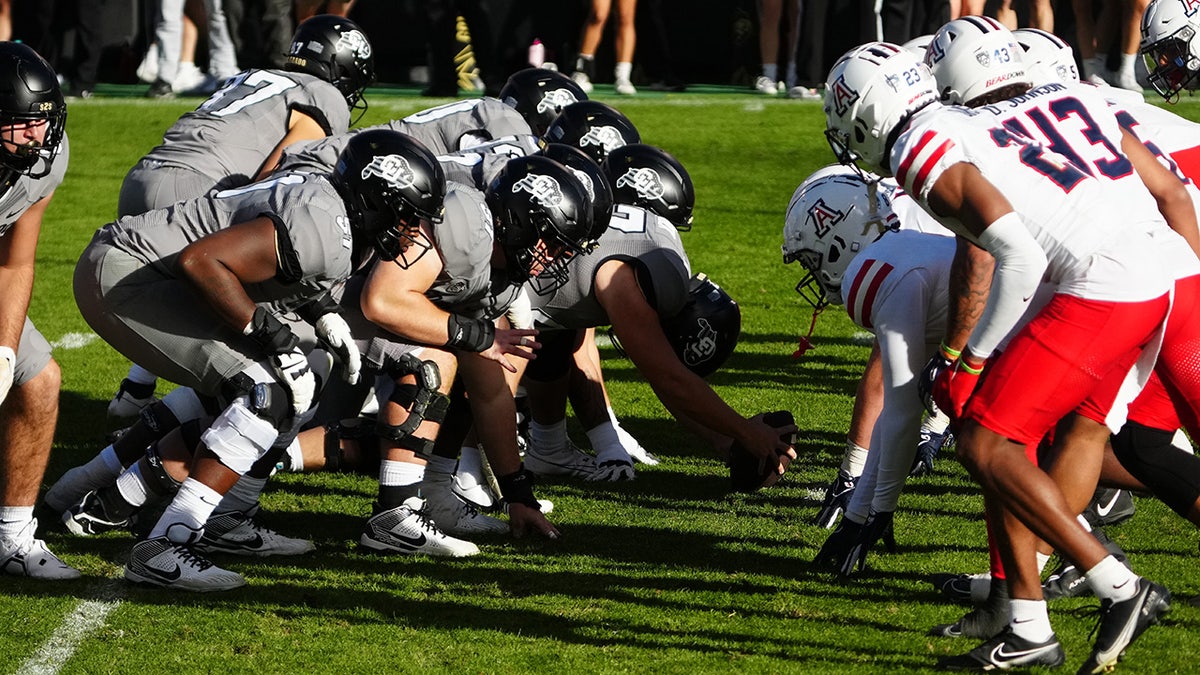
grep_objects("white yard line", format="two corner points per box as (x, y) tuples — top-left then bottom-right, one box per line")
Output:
(16, 581), (124, 675)
(49, 333), (99, 351)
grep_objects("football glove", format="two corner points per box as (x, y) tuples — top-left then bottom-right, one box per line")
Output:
(910, 428), (952, 477)
(0, 345), (14, 405)
(812, 516), (865, 573)
(840, 510), (896, 575)
(932, 357), (985, 422)
(917, 342), (958, 414)
(314, 312), (361, 385)
(270, 347), (316, 416)
(587, 445), (636, 482)
(505, 287), (534, 330)
(814, 469), (857, 529)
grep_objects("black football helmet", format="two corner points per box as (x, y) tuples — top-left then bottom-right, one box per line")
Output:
(661, 274), (741, 377)
(538, 143), (612, 251)
(286, 14), (375, 115)
(542, 101), (640, 165)
(332, 129), (446, 267)
(603, 143), (695, 231)
(485, 155), (593, 295)
(0, 43), (65, 180)
(499, 67), (589, 135)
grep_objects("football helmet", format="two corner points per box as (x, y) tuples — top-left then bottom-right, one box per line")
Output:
(538, 143), (613, 251)
(286, 14), (375, 113)
(925, 15), (1030, 105)
(1140, 0), (1200, 101)
(499, 68), (589, 136)
(486, 155), (593, 294)
(824, 42), (938, 171)
(782, 165), (898, 307)
(0, 43), (65, 180)
(901, 34), (934, 56)
(331, 129), (446, 266)
(660, 273), (741, 377)
(1014, 28), (1080, 86)
(602, 143), (695, 231)
(542, 101), (641, 164)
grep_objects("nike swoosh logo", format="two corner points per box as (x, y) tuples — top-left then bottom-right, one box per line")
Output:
(991, 642), (1056, 662)
(1012, 618), (1034, 624)
(1112, 578), (1130, 590)
(378, 531), (427, 549)
(142, 562), (182, 582)
(1095, 492), (1121, 517)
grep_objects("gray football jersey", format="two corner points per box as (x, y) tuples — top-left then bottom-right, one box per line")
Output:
(145, 69), (350, 187)
(94, 172), (354, 309)
(399, 97), (532, 153)
(0, 133), (69, 237)
(530, 203), (692, 329)
(438, 134), (541, 189)
(425, 182), (518, 320)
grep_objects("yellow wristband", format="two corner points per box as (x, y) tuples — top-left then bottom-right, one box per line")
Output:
(939, 342), (962, 360)
(959, 360), (985, 376)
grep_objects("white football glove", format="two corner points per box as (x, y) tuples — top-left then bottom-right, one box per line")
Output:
(0, 346), (13, 405)
(314, 312), (361, 385)
(270, 347), (316, 416)
(505, 287), (534, 330)
(586, 445), (636, 482)
(616, 423), (659, 465)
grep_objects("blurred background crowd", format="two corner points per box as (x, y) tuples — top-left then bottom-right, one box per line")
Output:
(4, 0), (1155, 99)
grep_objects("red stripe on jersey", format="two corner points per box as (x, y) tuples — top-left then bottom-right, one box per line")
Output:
(1170, 144), (1200, 184)
(910, 139), (954, 196)
(846, 260), (894, 329)
(895, 130), (939, 189)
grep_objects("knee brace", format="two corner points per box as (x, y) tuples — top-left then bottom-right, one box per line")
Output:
(201, 399), (281, 475)
(1111, 421), (1200, 517)
(322, 419), (379, 473)
(143, 440), (184, 497)
(377, 360), (449, 458)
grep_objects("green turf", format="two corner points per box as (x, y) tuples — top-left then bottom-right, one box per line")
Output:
(1, 92), (1198, 674)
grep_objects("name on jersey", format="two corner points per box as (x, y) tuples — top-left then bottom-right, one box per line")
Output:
(513, 173), (563, 206)
(362, 154), (416, 190)
(979, 82), (1066, 113)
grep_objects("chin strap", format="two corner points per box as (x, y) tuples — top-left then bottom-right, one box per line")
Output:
(792, 305), (825, 360)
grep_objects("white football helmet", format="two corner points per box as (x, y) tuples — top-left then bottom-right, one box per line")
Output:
(824, 42), (939, 172)
(1140, 0), (1200, 101)
(782, 165), (899, 307)
(926, 15), (1031, 105)
(901, 34), (935, 57)
(1013, 28), (1080, 86)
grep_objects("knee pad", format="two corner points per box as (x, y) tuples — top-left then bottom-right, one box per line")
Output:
(247, 444), (286, 478)
(201, 399), (281, 475)
(1112, 421), (1200, 517)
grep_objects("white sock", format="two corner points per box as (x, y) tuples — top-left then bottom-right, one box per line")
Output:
(841, 440), (869, 476)
(127, 364), (157, 386)
(0, 506), (34, 540)
(1086, 555), (1140, 602)
(614, 61), (632, 82)
(1009, 599), (1054, 642)
(425, 454), (456, 475)
(115, 464), (150, 508)
(282, 437), (304, 472)
(587, 420), (627, 463)
(379, 459), (424, 487)
(530, 419), (567, 454)
(150, 478), (223, 542)
(457, 446), (484, 481)
(762, 63), (778, 81)
(1120, 53), (1136, 76)
(216, 475), (267, 514)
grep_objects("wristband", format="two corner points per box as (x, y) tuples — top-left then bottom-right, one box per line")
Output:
(445, 314), (495, 352)
(938, 342), (962, 360)
(497, 465), (540, 508)
(298, 292), (341, 323)
(959, 359), (985, 376)
(243, 306), (300, 354)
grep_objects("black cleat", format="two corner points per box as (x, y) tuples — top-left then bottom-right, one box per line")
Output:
(1076, 578), (1171, 674)
(937, 628), (1065, 671)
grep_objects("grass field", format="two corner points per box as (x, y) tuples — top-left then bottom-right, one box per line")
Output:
(2, 86), (1199, 674)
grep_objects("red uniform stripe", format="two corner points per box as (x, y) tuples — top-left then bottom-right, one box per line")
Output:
(896, 130), (940, 191)
(910, 138), (954, 196)
(846, 260), (894, 329)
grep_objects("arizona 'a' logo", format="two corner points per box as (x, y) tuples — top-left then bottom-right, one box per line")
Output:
(1184, 0), (1200, 18)
(807, 197), (847, 238)
(537, 88), (579, 116)
(362, 154), (415, 189)
(682, 318), (718, 368)
(579, 125), (628, 155)
(926, 38), (947, 64)
(513, 173), (564, 206)
(830, 74), (859, 117)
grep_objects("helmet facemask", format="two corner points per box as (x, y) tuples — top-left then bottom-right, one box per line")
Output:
(1143, 25), (1200, 101)
(0, 110), (65, 180)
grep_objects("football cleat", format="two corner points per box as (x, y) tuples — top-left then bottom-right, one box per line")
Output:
(63, 490), (134, 537)
(106, 378), (158, 418)
(359, 497), (479, 557)
(44, 464), (113, 515)
(814, 470), (857, 529)
(422, 472), (509, 536)
(930, 578), (1011, 638)
(1043, 536), (1129, 601)
(930, 572), (992, 605)
(451, 466), (498, 510)
(1082, 487), (1136, 529)
(196, 508), (315, 556)
(523, 439), (596, 478)
(124, 536), (245, 591)
(1077, 578), (1171, 674)
(936, 628), (1065, 671)
(0, 520), (81, 580)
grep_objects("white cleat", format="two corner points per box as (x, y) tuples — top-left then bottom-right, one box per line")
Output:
(197, 508), (315, 557)
(571, 71), (594, 94)
(125, 536), (245, 591)
(754, 75), (779, 95)
(359, 497), (479, 557)
(615, 79), (637, 95)
(107, 378), (157, 419)
(524, 440), (596, 478)
(1, 520), (81, 580)
(423, 479), (509, 536)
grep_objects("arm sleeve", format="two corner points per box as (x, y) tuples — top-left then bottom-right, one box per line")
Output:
(967, 211), (1047, 360)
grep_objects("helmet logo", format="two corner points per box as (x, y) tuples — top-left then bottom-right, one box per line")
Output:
(976, 50), (992, 67)
(362, 154), (416, 190)
(337, 30), (372, 59)
(830, 74), (860, 117)
(616, 167), (666, 203)
(682, 318), (718, 368)
(580, 125), (628, 154)
(1186, 0), (1200, 17)
(566, 167), (596, 201)
(808, 197), (848, 238)
(536, 89), (579, 116)
(513, 173), (564, 207)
